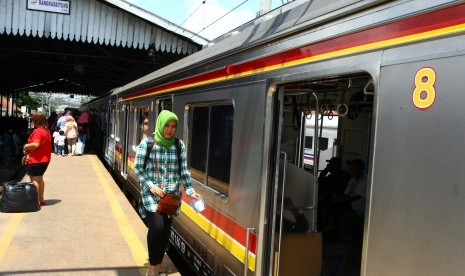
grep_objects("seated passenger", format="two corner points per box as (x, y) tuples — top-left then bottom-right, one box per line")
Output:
(332, 159), (367, 240)
(342, 159), (367, 215)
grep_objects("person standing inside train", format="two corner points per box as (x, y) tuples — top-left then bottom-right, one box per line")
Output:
(134, 110), (201, 276)
(23, 112), (52, 206)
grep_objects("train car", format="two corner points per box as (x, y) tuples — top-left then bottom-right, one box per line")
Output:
(303, 115), (340, 168)
(82, 0), (465, 275)
(79, 90), (118, 167)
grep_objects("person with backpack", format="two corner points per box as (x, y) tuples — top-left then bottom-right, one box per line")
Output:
(134, 110), (201, 276)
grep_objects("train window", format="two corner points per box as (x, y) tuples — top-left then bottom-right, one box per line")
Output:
(135, 107), (149, 144)
(304, 136), (328, 150)
(305, 136), (313, 149)
(319, 137), (329, 151)
(188, 103), (234, 196)
(158, 99), (172, 112)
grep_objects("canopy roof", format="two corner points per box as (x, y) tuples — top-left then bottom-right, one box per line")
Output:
(0, 0), (206, 96)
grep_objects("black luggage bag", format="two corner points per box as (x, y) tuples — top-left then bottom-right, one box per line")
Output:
(0, 181), (40, 213)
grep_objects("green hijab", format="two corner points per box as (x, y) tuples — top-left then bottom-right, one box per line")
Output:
(154, 110), (178, 148)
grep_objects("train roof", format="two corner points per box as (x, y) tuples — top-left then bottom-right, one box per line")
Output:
(115, 0), (387, 98)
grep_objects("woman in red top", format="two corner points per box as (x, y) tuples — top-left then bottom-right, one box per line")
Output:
(23, 112), (52, 206)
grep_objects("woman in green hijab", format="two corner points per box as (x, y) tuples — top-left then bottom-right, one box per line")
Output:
(134, 110), (201, 276)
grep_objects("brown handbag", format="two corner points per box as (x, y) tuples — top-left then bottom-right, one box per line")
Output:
(157, 193), (182, 215)
(154, 143), (181, 215)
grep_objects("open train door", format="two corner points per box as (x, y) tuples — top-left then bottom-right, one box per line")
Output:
(105, 99), (116, 166)
(264, 86), (322, 276)
(114, 102), (130, 180)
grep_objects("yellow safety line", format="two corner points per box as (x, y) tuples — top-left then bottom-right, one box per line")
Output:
(0, 213), (25, 267)
(88, 155), (147, 275)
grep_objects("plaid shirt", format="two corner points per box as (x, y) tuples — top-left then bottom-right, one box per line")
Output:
(134, 137), (195, 218)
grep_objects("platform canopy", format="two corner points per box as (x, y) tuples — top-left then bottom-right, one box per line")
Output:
(0, 0), (209, 97)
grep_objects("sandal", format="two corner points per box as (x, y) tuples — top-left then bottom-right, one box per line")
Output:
(39, 201), (46, 206)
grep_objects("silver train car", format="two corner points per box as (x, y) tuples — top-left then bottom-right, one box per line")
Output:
(81, 0), (465, 275)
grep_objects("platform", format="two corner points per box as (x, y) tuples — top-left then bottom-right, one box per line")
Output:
(0, 154), (180, 276)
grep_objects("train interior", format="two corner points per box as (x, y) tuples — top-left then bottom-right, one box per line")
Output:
(274, 73), (374, 276)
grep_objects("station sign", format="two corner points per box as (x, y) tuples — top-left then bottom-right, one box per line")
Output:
(27, 0), (70, 15)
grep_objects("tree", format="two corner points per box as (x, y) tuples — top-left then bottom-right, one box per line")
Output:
(14, 92), (41, 110)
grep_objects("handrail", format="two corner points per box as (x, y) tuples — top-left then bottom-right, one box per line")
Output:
(311, 93), (319, 232)
(244, 227), (257, 276)
(275, 151), (287, 275)
(296, 111), (306, 168)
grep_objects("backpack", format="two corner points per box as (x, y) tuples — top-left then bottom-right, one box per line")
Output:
(143, 137), (182, 177)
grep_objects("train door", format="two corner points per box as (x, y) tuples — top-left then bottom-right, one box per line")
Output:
(267, 73), (375, 276)
(106, 104), (116, 166)
(266, 86), (322, 276)
(126, 100), (154, 198)
(115, 103), (130, 179)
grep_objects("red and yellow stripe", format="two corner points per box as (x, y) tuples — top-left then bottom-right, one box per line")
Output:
(127, 154), (135, 170)
(180, 194), (257, 271)
(114, 145), (122, 160)
(121, 3), (465, 102)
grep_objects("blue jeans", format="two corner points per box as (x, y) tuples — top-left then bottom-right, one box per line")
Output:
(57, 145), (65, 155)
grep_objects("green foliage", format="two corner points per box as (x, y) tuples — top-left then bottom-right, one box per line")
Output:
(80, 95), (96, 104)
(15, 92), (41, 110)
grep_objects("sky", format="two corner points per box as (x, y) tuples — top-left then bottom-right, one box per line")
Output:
(129, 0), (284, 41)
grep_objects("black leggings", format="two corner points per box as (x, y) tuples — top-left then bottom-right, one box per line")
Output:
(145, 211), (173, 265)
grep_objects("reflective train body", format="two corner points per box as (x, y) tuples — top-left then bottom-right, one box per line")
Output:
(81, 0), (465, 275)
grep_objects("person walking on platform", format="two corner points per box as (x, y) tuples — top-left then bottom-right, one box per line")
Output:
(23, 112), (52, 206)
(134, 110), (201, 276)
(56, 130), (66, 156)
(64, 115), (78, 156)
(52, 128), (60, 154)
(57, 111), (71, 131)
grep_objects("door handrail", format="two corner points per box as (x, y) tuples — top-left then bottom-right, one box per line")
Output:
(244, 227), (257, 275)
(275, 151), (287, 275)
(311, 92), (319, 233)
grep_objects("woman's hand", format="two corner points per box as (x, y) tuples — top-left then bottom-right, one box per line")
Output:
(190, 192), (201, 200)
(150, 186), (165, 197)
(23, 144), (29, 154)
(23, 141), (40, 153)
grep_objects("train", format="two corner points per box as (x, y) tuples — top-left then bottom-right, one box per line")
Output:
(80, 0), (465, 275)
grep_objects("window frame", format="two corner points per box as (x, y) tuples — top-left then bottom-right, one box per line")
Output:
(131, 106), (150, 151)
(156, 97), (173, 114)
(184, 100), (235, 198)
